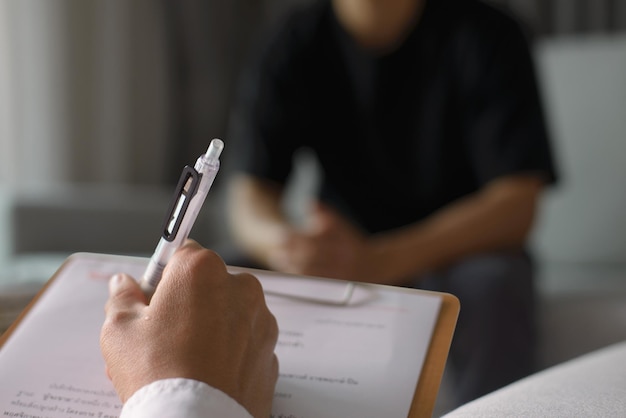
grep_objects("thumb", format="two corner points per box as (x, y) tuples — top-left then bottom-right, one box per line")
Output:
(104, 273), (147, 320)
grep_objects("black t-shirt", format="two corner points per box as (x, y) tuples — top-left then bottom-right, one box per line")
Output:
(230, 0), (557, 234)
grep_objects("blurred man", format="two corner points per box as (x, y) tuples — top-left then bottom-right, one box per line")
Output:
(227, 0), (557, 407)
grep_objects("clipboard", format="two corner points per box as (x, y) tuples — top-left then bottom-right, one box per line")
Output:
(0, 253), (459, 418)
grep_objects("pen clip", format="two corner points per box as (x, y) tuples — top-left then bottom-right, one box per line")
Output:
(161, 165), (201, 241)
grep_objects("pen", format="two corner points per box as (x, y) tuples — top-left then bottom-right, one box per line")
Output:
(139, 138), (224, 299)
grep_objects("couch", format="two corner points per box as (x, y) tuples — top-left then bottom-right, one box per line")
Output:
(443, 340), (626, 417)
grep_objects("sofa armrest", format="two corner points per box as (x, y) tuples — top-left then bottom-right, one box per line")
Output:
(443, 341), (626, 417)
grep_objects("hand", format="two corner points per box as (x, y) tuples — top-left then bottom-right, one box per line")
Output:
(100, 240), (279, 418)
(268, 202), (378, 281)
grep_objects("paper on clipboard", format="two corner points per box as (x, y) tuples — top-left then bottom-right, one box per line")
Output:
(249, 268), (442, 418)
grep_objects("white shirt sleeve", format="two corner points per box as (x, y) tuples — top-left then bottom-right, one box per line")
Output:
(120, 378), (253, 418)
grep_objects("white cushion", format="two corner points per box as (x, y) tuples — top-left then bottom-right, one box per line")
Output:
(443, 341), (626, 417)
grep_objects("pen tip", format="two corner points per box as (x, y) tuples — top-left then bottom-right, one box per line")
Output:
(206, 138), (224, 159)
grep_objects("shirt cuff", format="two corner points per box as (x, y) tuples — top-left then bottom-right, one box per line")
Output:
(120, 378), (253, 418)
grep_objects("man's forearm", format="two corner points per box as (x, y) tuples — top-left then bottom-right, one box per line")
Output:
(227, 174), (292, 266)
(367, 175), (545, 285)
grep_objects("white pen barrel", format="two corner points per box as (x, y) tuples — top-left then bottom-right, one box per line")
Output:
(140, 138), (224, 300)
(140, 257), (166, 297)
(140, 235), (181, 293)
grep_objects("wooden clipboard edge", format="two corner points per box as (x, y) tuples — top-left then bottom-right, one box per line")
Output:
(409, 291), (460, 418)
(0, 253), (146, 349)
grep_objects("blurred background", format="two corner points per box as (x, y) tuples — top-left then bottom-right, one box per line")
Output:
(1, 0), (626, 401)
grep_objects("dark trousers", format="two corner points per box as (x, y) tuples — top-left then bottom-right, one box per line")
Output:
(417, 250), (536, 407)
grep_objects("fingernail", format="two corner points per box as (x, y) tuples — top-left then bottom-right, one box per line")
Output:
(109, 274), (124, 292)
